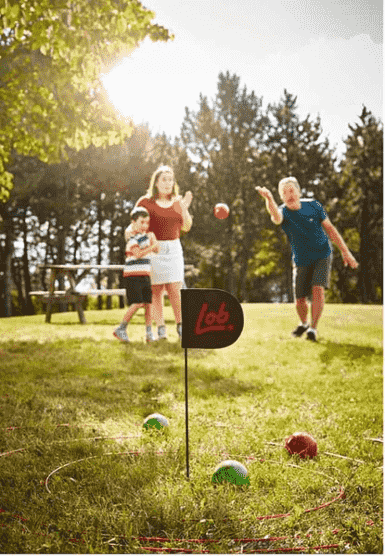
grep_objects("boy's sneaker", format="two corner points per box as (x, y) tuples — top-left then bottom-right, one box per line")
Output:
(306, 328), (317, 342)
(113, 327), (129, 343)
(176, 323), (182, 338)
(291, 323), (309, 338)
(157, 325), (167, 340)
(146, 330), (156, 343)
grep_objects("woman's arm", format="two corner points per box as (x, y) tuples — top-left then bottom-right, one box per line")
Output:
(176, 191), (193, 232)
(149, 232), (159, 253)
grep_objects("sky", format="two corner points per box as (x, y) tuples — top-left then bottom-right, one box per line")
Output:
(101, 0), (383, 162)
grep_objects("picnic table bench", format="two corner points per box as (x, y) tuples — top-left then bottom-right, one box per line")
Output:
(29, 265), (126, 324)
(30, 264), (197, 324)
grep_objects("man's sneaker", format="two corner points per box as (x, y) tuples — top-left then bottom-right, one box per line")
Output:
(113, 327), (129, 343)
(306, 329), (317, 342)
(157, 325), (167, 340)
(291, 323), (309, 338)
(146, 330), (156, 343)
(176, 323), (182, 338)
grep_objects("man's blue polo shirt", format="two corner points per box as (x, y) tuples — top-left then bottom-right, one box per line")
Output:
(279, 199), (332, 266)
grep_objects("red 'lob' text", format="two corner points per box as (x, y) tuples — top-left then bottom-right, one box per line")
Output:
(195, 302), (234, 335)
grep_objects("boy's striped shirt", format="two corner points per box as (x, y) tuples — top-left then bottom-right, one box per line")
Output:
(123, 233), (151, 277)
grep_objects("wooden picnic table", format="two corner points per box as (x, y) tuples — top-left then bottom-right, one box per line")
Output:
(30, 264), (126, 324)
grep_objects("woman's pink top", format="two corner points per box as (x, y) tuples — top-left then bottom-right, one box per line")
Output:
(137, 196), (183, 240)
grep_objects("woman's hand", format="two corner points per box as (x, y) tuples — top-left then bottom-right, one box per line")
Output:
(175, 191), (193, 209)
(175, 191), (193, 232)
(182, 191), (193, 208)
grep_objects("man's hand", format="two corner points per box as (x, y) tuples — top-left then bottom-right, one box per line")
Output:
(255, 186), (282, 225)
(255, 186), (273, 200)
(342, 251), (359, 269)
(322, 219), (359, 269)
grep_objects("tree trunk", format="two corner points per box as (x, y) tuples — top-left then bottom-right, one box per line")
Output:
(13, 258), (25, 315)
(57, 175), (71, 312)
(22, 207), (35, 315)
(284, 246), (293, 303)
(4, 216), (13, 317)
(97, 198), (103, 310)
(56, 223), (67, 312)
(358, 188), (372, 303)
(106, 221), (113, 310)
(41, 218), (52, 290)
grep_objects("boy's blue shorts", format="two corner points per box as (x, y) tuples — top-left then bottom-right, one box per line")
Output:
(293, 254), (333, 300)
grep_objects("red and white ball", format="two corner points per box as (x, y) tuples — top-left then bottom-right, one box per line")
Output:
(214, 203), (230, 219)
(285, 432), (318, 459)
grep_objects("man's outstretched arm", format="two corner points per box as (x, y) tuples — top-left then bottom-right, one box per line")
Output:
(255, 187), (283, 225)
(322, 218), (359, 268)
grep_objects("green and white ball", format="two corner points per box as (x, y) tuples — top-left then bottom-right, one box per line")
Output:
(143, 413), (169, 431)
(212, 460), (250, 486)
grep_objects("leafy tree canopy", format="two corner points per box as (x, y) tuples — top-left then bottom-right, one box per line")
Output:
(0, 0), (173, 201)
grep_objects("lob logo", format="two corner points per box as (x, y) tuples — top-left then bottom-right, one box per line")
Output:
(181, 289), (244, 349)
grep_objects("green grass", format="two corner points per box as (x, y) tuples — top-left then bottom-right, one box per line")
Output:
(0, 304), (382, 554)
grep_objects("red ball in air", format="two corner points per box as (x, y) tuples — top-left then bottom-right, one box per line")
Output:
(214, 203), (230, 219)
(285, 432), (318, 459)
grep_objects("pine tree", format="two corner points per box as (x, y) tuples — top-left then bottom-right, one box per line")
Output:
(337, 107), (383, 303)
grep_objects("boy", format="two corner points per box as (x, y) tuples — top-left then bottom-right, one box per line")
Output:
(256, 177), (358, 342)
(113, 207), (159, 343)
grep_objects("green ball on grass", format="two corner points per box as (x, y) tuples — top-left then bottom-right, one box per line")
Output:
(212, 460), (250, 486)
(143, 413), (169, 431)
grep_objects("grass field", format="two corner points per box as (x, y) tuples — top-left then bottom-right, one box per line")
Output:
(0, 304), (383, 554)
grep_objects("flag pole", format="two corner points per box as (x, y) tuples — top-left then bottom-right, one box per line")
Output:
(184, 347), (190, 479)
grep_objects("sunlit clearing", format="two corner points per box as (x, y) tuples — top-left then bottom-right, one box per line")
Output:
(101, 37), (177, 129)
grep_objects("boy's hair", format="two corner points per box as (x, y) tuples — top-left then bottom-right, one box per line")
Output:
(130, 207), (149, 222)
(147, 165), (179, 200)
(278, 177), (301, 198)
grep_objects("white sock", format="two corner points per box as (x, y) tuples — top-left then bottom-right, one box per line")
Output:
(119, 321), (128, 329)
(301, 321), (309, 327)
(308, 327), (317, 334)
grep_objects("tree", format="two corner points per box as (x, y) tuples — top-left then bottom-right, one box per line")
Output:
(0, 0), (173, 201)
(335, 106), (383, 303)
(0, 124), (183, 316)
(262, 90), (337, 301)
(181, 71), (267, 298)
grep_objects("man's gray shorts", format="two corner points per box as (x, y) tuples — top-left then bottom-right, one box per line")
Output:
(293, 254), (333, 300)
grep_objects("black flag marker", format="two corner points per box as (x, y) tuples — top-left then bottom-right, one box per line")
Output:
(181, 289), (244, 349)
(181, 289), (244, 478)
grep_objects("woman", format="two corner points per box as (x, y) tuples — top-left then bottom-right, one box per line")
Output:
(132, 165), (193, 340)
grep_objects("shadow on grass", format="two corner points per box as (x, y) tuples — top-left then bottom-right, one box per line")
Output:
(188, 366), (270, 399)
(320, 342), (382, 363)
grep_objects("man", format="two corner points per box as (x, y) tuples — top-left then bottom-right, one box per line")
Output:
(256, 177), (359, 342)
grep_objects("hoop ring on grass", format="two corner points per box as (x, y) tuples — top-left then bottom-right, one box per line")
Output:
(43, 450), (345, 522)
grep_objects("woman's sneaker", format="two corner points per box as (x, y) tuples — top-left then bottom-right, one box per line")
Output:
(157, 325), (167, 340)
(291, 323), (309, 338)
(113, 327), (129, 343)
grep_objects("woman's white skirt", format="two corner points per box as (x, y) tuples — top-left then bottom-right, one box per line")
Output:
(150, 239), (184, 285)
